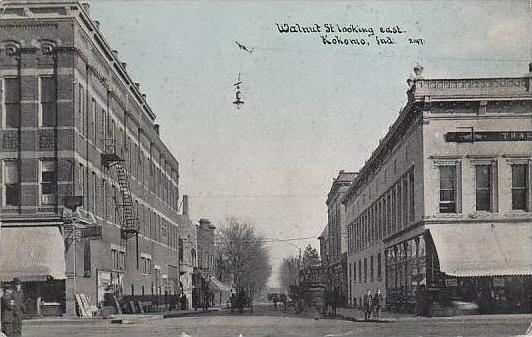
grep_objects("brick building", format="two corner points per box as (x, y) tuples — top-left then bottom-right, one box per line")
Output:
(320, 170), (356, 307)
(0, 0), (182, 315)
(344, 65), (532, 315)
(192, 218), (231, 308)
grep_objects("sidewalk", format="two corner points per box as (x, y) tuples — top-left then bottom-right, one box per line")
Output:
(335, 307), (532, 322)
(335, 307), (415, 322)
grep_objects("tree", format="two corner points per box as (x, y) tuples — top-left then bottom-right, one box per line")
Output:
(279, 256), (299, 293)
(301, 244), (320, 269)
(216, 217), (272, 304)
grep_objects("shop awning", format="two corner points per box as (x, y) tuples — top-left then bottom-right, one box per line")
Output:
(0, 226), (67, 282)
(428, 223), (532, 277)
(207, 277), (232, 293)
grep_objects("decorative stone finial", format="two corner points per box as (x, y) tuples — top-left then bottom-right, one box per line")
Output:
(414, 63), (424, 79)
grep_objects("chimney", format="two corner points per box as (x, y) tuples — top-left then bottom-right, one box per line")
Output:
(182, 195), (189, 216)
(154, 124), (160, 134)
(121, 62), (127, 70)
(142, 94), (146, 100)
(93, 20), (100, 30)
(112, 50), (118, 57)
(135, 82), (140, 89)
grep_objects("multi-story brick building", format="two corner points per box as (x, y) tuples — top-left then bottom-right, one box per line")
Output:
(320, 170), (356, 307)
(344, 65), (532, 315)
(0, 0), (182, 315)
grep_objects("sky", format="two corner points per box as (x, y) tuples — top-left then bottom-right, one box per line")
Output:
(89, 0), (530, 287)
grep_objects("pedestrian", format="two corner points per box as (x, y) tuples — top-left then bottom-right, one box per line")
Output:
(372, 289), (383, 320)
(363, 289), (372, 320)
(1, 285), (15, 337)
(230, 293), (236, 313)
(11, 279), (24, 337)
(180, 293), (187, 310)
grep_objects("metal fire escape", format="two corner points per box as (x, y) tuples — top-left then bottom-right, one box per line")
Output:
(101, 139), (138, 240)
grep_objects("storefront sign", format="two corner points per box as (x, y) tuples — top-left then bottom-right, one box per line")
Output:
(444, 278), (458, 287)
(445, 131), (532, 143)
(493, 277), (505, 287)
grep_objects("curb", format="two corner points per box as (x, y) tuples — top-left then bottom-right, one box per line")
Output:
(163, 308), (220, 318)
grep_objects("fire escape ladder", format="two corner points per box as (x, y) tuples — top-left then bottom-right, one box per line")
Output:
(101, 139), (138, 240)
(115, 160), (138, 239)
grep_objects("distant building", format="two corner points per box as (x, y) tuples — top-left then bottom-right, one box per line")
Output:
(344, 65), (532, 315)
(177, 195), (196, 309)
(192, 219), (231, 308)
(320, 170), (357, 307)
(0, 1), (181, 315)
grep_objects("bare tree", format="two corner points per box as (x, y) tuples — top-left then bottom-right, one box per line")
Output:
(302, 244), (320, 269)
(216, 217), (271, 304)
(279, 256), (299, 292)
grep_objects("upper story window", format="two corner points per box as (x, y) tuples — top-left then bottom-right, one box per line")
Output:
(511, 164), (529, 211)
(4, 78), (20, 128)
(40, 159), (57, 205)
(439, 165), (457, 213)
(3, 160), (19, 206)
(40, 77), (55, 127)
(475, 164), (493, 212)
(78, 84), (85, 135)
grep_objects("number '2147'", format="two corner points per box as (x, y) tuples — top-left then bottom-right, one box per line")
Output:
(409, 38), (424, 45)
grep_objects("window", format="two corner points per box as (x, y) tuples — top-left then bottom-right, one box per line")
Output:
(40, 160), (56, 205)
(103, 179), (107, 219)
(409, 172), (415, 220)
(439, 166), (457, 213)
(358, 260), (362, 282)
(4, 160), (19, 206)
(91, 172), (97, 213)
(511, 164), (529, 211)
(370, 255), (374, 282)
(475, 165), (492, 211)
(363, 258), (368, 282)
(91, 98), (96, 140)
(78, 84), (85, 135)
(161, 221), (167, 239)
(377, 252), (382, 280)
(141, 256), (152, 274)
(40, 77), (55, 127)
(78, 163), (85, 195)
(112, 249), (125, 270)
(83, 241), (91, 277)
(101, 109), (106, 141)
(4, 78), (20, 128)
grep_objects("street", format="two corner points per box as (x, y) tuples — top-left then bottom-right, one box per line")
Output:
(23, 307), (532, 337)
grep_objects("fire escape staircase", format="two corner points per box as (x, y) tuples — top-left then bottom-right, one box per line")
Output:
(101, 139), (139, 240)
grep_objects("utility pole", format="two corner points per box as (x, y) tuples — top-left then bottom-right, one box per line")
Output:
(297, 248), (301, 286)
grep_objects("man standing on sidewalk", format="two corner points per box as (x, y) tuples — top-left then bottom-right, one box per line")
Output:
(363, 289), (372, 320)
(372, 289), (383, 320)
(11, 278), (24, 337)
(1, 285), (15, 337)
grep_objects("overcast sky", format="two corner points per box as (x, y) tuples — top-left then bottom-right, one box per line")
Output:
(89, 0), (530, 287)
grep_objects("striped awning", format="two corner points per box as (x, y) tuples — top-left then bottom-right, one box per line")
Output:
(428, 223), (532, 277)
(0, 226), (67, 282)
(208, 277), (232, 293)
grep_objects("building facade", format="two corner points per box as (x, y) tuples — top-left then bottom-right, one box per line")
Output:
(177, 195), (196, 310)
(321, 170), (356, 307)
(344, 65), (532, 315)
(0, 0), (182, 315)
